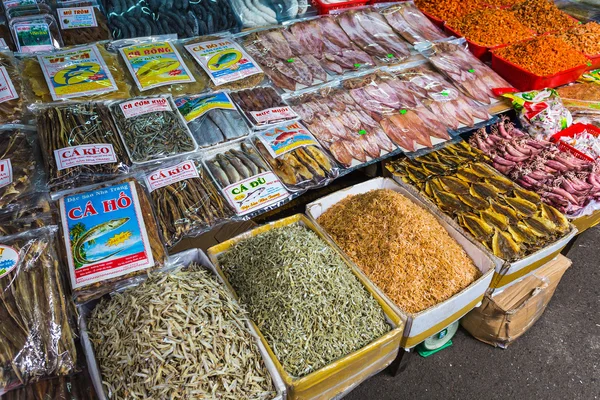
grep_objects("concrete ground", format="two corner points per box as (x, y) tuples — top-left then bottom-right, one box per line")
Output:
(346, 226), (600, 400)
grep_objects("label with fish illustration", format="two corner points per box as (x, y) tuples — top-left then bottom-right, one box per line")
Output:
(144, 160), (200, 192)
(120, 41), (195, 91)
(57, 6), (98, 30)
(250, 106), (298, 127)
(38, 45), (118, 100)
(59, 181), (155, 289)
(175, 92), (235, 123)
(13, 22), (54, 53)
(54, 143), (117, 171)
(257, 121), (319, 158)
(0, 159), (12, 188)
(222, 171), (288, 216)
(0, 245), (19, 279)
(0, 66), (18, 103)
(119, 97), (172, 119)
(185, 39), (262, 86)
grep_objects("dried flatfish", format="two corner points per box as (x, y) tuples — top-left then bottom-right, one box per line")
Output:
(438, 176), (471, 195)
(458, 192), (489, 210)
(490, 201), (519, 223)
(480, 208), (509, 231)
(513, 187), (541, 204)
(456, 168), (483, 183)
(458, 213), (493, 241)
(470, 163), (495, 178)
(432, 187), (468, 214)
(504, 196), (538, 217)
(485, 175), (515, 193)
(523, 217), (554, 238)
(471, 182), (499, 200)
(540, 203), (570, 234)
(508, 223), (539, 245)
(492, 228), (521, 260)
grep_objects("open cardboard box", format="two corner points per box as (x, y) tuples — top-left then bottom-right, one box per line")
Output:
(305, 177), (495, 349)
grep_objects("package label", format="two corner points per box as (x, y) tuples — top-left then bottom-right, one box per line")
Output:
(3, 0), (36, 9)
(60, 181), (155, 289)
(120, 41), (195, 91)
(175, 92), (235, 123)
(54, 143), (117, 171)
(13, 22), (54, 53)
(222, 171), (288, 215)
(257, 121), (319, 158)
(144, 160), (199, 192)
(0, 67), (18, 104)
(0, 39), (8, 50)
(57, 7), (98, 30)
(0, 245), (19, 279)
(119, 97), (172, 119)
(250, 105), (298, 126)
(185, 39), (262, 86)
(0, 159), (12, 189)
(38, 45), (118, 100)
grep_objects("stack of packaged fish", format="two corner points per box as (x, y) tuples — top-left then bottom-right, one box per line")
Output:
(470, 118), (600, 217)
(230, 0), (312, 27)
(378, 2), (449, 44)
(230, 86), (299, 129)
(288, 86), (396, 168)
(388, 142), (572, 261)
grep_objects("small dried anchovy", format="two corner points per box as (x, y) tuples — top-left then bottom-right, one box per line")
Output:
(0, 129), (37, 211)
(88, 265), (276, 400)
(219, 223), (390, 378)
(37, 102), (131, 192)
(110, 98), (196, 164)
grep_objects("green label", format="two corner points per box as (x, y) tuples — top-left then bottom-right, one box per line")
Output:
(399, 109), (407, 115)
(358, 129), (367, 135)
(354, 63), (361, 68)
(468, 68), (475, 73)
(287, 58), (294, 63)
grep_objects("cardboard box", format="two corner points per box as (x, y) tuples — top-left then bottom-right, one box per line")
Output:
(305, 177), (495, 349)
(461, 254), (572, 348)
(570, 208), (600, 234)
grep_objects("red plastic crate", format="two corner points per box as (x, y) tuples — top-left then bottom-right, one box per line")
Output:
(443, 24), (515, 61)
(491, 50), (589, 91)
(550, 123), (600, 162)
(311, 0), (368, 14)
(419, 8), (444, 28)
(586, 53), (600, 70)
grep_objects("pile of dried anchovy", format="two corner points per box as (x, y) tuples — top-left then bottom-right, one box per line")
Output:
(88, 266), (276, 400)
(218, 223), (390, 377)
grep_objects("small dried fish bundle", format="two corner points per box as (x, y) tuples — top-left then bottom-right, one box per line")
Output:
(144, 160), (234, 248)
(58, 179), (166, 302)
(87, 265), (277, 400)
(253, 121), (338, 191)
(204, 142), (289, 216)
(176, 92), (250, 147)
(0, 193), (54, 236)
(217, 223), (391, 378)
(0, 227), (78, 391)
(317, 189), (481, 314)
(37, 102), (131, 193)
(230, 86), (298, 129)
(2, 367), (98, 400)
(0, 53), (25, 124)
(110, 95), (197, 165)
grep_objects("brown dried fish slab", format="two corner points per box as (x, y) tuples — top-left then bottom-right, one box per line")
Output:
(59, 4), (111, 46)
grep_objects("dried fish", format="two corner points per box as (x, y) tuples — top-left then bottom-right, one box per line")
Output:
(88, 266), (276, 400)
(0, 53), (24, 124)
(218, 223), (390, 377)
(230, 87), (297, 128)
(2, 367), (98, 400)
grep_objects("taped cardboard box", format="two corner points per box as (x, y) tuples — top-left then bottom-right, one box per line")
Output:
(461, 254), (572, 348)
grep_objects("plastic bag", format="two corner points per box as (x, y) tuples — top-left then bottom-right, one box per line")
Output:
(142, 159), (234, 248)
(252, 121), (338, 191)
(287, 84), (397, 168)
(104, 0), (240, 39)
(36, 101), (131, 194)
(230, 85), (298, 129)
(58, 178), (167, 302)
(0, 52), (25, 124)
(0, 17), (16, 51)
(183, 34), (265, 91)
(109, 95), (197, 165)
(0, 226), (78, 393)
(55, 1), (111, 46)
(378, 2), (448, 44)
(22, 43), (132, 103)
(10, 13), (63, 52)
(229, 0), (313, 27)
(1, 367), (98, 400)
(4, 0), (52, 20)
(110, 36), (209, 96)
(175, 91), (250, 147)
(0, 192), (54, 236)
(557, 82), (600, 112)
(203, 140), (290, 216)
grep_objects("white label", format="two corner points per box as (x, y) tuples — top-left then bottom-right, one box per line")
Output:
(0, 67), (18, 104)
(222, 171), (288, 215)
(250, 106), (298, 126)
(54, 143), (117, 171)
(0, 159), (12, 188)
(119, 97), (172, 119)
(144, 160), (199, 192)
(58, 7), (98, 30)
(0, 245), (19, 279)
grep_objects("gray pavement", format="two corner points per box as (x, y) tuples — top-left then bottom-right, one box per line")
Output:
(346, 226), (600, 400)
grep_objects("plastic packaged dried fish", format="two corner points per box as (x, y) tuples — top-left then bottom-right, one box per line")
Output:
(204, 141), (289, 216)
(175, 91), (250, 147)
(55, 1), (111, 46)
(230, 0), (313, 28)
(85, 261), (278, 399)
(0, 18), (16, 51)
(0, 193), (54, 236)
(143, 159), (234, 248)
(9, 13), (63, 53)
(253, 121), (338, 191)
(230, 86), (298, 129)
(111, 36), (209, 96)
(36, 101), (131, 195)
(0, 226), (78, 393)
(1, 367), (98, 400)
(0, 53), (25, 124)
(109, 95), (197, 165)
(379, 2), (448, 44)
(22, 43), (132, 104)
(58, 178), (166, 302)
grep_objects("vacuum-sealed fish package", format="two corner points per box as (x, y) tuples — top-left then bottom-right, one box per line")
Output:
(10, 13), (63, 53)
(230, 86), (298, 129)
(0, 193), (54, 236)
(175, 91), (249, 147)
(56, 1), (111, 46)
(379, 2), (448, 44)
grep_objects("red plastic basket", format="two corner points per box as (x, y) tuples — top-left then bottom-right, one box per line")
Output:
(443, 24), (520, 61)
(585, 53), (600, 70)
(550, 123), (600, 162)
(419, 8), (444, 28)
(311, 0), (368, 14)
